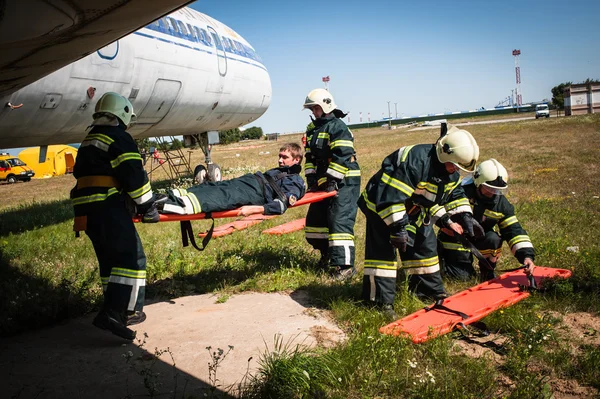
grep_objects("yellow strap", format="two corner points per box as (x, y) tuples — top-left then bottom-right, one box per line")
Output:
(77, 176), (120, 189)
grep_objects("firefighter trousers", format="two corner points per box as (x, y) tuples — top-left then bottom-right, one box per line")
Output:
(305, 179), (360, 269)
(86, 199), (146, 315)
(438, 230), (502, 280)
(360, 202), (447, 305)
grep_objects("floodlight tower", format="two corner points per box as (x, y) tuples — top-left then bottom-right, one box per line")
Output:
(322, 75), (330, 91)
(512, 49), (522, 109)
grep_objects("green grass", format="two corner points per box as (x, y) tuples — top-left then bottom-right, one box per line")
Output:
(1, 114), (599, 397)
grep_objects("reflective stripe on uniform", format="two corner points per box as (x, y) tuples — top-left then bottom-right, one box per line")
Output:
(110, 152), (142, 168)
(483, 209), (504, 220)
(128, 182), (151, 200)
(499, 216), (518, 228)
(71, 188), (119, 206)
(404, 264), (440, 275)
(440, 241), (470, 251)
(108, 274), (146, 311)
(402, 256), (439, 269)
(330, 140), (354, 149)
(305, 226), (329, 240)
(395, 145), (414, 166)
(346, 169), (361, 177)
(80, 139), (110, 152)
(381, 173), (414, 196)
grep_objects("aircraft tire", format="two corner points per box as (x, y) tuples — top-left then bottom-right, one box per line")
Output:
(207, 163), (222, 182)
(193, 165), (207, 184)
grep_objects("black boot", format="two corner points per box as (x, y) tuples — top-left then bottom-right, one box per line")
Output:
(330, 266), (356, 281)
(381, 304), (399, 321)
(93, 309), (136, 341)
(127, 311), (147, 326)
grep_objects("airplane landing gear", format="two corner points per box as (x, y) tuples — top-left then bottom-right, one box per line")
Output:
(207, 163), (221, 182)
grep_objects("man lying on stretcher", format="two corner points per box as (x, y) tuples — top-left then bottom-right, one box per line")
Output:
(158, 143), (306, 217)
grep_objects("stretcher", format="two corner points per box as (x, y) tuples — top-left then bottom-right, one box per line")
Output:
(133, 191), (337, 250)
(262, 218), (306, 235)
(198, 214), (276, 238)
(380, 266), (572, 343)
(133, 191), (336, 223)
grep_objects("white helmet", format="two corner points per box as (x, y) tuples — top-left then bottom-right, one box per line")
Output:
(93, 92), (136, 127)
(302, 88), (337, 114)
(474, 158), (509, 195)
(436, 126), (479, 172)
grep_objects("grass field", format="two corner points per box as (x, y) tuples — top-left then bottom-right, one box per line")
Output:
(1, 114), (599, 397)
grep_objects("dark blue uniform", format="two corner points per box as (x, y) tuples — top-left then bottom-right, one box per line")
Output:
(161, 166), (306, 215)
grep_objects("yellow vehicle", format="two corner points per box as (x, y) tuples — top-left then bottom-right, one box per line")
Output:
(0, 153), (35, 183)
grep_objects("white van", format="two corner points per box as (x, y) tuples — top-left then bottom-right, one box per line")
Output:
(535, 104), (550, 119)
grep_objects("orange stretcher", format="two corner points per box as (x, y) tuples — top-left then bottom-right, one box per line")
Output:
(133, 190), (336, 223)
(380, 266), (572, 343)
(262, 218), (306, 235)
(198, 214), (276, 238)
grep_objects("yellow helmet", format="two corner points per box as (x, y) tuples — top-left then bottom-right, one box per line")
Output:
(93, 92), (136, 127)
(302, 88), (337, 114)
(435, 126), (479, 172)
(474, 158), (509, 195)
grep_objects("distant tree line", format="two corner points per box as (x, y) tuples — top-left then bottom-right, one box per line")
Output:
(219, 126), (263, 145)
(134, 126), (264, 150)
(551, 78), (599, 109)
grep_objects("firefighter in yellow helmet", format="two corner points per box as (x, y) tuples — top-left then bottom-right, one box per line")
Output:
(71, 92), (162, 341)
(359, 124), (482, 319)
(302, 88), (361, 280)
(438, 158), (536, 281)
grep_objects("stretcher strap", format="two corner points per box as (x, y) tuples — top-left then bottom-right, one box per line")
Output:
(180, 217), (214, 251)
(424, 299), (469, 320)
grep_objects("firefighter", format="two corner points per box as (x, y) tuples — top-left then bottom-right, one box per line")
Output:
(359, 124), (482, 318)
(438, 158), (536, 281)
(302, 89), (361, 280)
(72, 92), (160, 341)
(159, 143), (305, 217)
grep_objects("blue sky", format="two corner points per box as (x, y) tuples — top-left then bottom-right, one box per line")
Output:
(192, 0), (600, 134)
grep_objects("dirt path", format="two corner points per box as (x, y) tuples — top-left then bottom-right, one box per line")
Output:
(0, 291), (345, 398)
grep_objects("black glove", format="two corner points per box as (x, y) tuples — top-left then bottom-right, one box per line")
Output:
(138, 194), (167, 223)
(325, 178), (338, 193)
(390, 228), (409, 252)
(459, 213), (484, 238)
(306, 175), (318, 192)
(438, 213), (454, 229)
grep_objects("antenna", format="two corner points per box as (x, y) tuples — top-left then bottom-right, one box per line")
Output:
(512, 49), (522, 108)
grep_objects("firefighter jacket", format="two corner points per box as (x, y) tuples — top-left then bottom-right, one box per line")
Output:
(72, 124), (153, 217)
(257, 165), (306, 215)
(361, 144), (471, 230)
(304, 115), (360, 187)
(462, 180), (535, 263)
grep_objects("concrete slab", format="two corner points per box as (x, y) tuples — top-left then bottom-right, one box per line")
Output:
(0, 291), (345, 398)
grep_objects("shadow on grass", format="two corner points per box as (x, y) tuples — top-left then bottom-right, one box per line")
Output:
(0, 199), (73, 236)
(0, 249), (99, 337)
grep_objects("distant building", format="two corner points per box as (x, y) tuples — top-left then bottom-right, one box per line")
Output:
(564, 83), (600, 116)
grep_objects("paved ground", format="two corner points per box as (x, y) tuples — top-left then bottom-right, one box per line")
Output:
(407, 114), (555, 132)
(0, 291), (345, 398)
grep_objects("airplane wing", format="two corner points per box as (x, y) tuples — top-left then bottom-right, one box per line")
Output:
(0, 0), (194, 97)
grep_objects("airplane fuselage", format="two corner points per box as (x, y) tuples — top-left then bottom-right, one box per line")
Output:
(0, 7), (271, 148)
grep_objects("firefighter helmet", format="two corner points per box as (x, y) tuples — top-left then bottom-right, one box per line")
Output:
(435, 126), (479, 172)
(474, 158), (509, 195)
(93, 92), (136, 127)
(302, 88), (337, 114)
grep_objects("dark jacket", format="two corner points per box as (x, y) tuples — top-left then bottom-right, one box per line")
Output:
(257, 165), (306, 215)
(462, 180), (535, 263)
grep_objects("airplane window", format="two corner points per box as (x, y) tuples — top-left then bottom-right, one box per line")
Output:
(147, 20), (160, 30)
(167, 18), (180, 34)
(221, 36), (231, 52)
(201, 28), (212, 46)
(211, 32), (222, 50)
(187, 24), (198, 42)
(195, 27), (208, 46)
(234, 41), (247, 56)
(177, 21), (189, 37)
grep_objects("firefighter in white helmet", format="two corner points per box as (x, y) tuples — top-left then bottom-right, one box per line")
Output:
(438, 158), (536, 281)
(359, 124), (482, 319)
(71, 92), (161, 341)
(302, 88), (361, 281)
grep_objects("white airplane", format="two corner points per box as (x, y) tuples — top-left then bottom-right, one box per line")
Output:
(0, 6), (272, 181)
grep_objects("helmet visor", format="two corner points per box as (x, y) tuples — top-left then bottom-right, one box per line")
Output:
(455, 159), (477, 173)
(481, 183), (508, 196)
